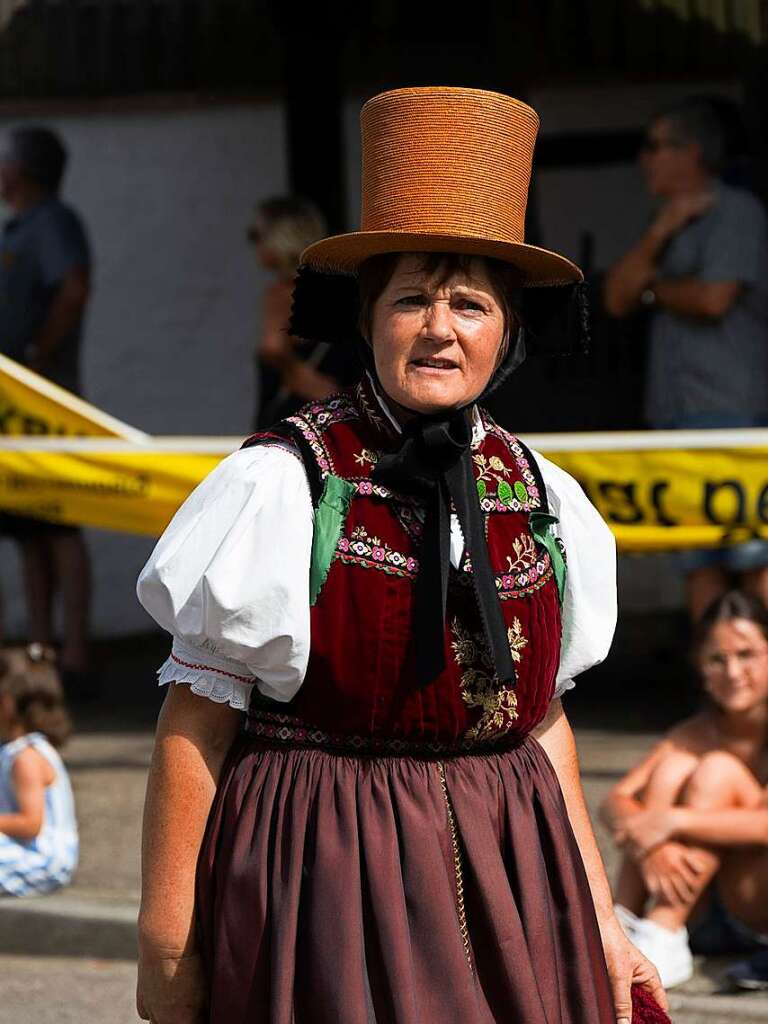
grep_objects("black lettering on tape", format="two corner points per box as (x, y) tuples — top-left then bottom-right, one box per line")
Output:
(704, 480), (746, 525)
(757, 484), (768, 525)
(597, 482), (645, 524)
(650, 481), (678, 526)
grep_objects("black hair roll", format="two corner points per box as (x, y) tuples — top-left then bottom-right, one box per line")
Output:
(520, 281), (591, 358)
(288, 265), (363, 347)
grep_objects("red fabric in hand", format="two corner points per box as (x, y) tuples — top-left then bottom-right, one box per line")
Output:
(632, 984), (672, 1024)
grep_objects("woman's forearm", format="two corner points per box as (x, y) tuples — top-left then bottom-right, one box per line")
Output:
(139, 684), (243, 956)
(599, 793), (642, 833)
(670, 806), (768, 847)
(533, 699), (616, 928)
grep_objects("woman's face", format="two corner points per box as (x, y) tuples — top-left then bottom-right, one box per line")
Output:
(369, 254), (507, 416)
(699, 618), (768, 714)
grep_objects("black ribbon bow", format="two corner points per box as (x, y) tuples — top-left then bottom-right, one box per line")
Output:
(373, 408), (516, 689)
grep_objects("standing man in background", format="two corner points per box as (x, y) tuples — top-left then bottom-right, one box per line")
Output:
(605, 98), (768, 620)
(0, 126), (94, 697)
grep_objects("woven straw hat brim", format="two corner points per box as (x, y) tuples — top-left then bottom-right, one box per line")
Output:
(301, 231), (583, 287)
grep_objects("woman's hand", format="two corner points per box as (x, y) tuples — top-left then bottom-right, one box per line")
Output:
(640, 841), (708, 905)
(616, 807), (678, 859)
(137, 948), (208, 1024)
(600, 917), (668, 1024)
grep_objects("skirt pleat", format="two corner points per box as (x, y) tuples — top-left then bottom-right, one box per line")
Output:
(196, 734), (616, 1024)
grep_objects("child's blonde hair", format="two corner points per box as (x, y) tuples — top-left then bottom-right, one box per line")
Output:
(0, 647), (72, 748)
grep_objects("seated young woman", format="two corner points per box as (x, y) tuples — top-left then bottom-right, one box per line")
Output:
(600, 590), (768, 990)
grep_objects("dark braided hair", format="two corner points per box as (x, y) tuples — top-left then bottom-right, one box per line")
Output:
(0, 647), (72, 748)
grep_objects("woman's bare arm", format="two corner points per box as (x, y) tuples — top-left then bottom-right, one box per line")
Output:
(668, 805), (768, 847)
(599, 741), (672, 832)
(137, 684), (243, 1024)
(600, 735), (702, 837)
(139, 683), (243, 954)
(533, 699), (667, 1022)
(534, 700), (619, 929)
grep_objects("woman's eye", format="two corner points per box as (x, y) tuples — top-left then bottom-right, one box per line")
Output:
(457, 299), (485, 312)
(397, 294), (427, 307)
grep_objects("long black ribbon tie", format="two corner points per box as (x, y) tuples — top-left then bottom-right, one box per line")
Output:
(373, 408), (517, 689)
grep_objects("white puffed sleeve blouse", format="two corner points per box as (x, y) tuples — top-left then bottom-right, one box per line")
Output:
(137, 432), (617, 712)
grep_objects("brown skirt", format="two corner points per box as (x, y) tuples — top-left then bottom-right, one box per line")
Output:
(196, 733), (616, 1024)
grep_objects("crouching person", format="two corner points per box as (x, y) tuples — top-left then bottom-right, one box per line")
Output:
(0, 646), (78, 895)
(601, 592), (768, 990)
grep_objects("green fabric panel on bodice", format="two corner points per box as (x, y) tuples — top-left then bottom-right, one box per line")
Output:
(529, 511), (567, 606)
(309, 473), (357, 606)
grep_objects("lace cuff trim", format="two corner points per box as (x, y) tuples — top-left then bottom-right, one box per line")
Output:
(553, 676), (576, 700)
(157, 655), (254, 711)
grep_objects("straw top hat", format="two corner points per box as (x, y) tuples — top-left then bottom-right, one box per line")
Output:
(302, 86), (582, 288)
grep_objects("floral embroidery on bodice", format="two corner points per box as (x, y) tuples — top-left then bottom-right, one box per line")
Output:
(248, 381), (563, 746)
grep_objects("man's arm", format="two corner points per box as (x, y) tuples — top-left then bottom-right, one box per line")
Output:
(26, 266), (89, 371)
(603, 191), (715, 317)
(603, 226), (666, 318)
(652, 277), (742, 321)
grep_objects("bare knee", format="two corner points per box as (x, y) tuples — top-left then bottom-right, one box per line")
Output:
(684, 751), (759, 808)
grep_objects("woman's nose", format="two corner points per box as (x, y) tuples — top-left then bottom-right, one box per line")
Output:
(422, 300), (456, 341)
(724, 656), (744, 681)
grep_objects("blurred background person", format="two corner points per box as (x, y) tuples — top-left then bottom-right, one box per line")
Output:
(604, 98), (768, 620)
(248, 195), (357, 428)
(0, 645), (78, 896)
(0, 125), (94, 697)
(600, 592), (768, 991)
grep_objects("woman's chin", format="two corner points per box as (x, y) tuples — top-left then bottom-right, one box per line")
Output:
(390, 381), (472, 415)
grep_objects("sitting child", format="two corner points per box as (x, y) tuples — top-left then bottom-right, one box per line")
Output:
(600, 591), (768, 989)
(0, 645), (78, 895)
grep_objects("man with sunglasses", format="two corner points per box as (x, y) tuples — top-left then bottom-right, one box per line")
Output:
(605, 97), (768, 621)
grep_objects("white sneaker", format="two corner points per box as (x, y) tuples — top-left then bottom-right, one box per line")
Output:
(626, 916), (694, 989)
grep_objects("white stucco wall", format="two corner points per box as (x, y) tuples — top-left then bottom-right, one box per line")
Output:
(0, 101), (288, 638)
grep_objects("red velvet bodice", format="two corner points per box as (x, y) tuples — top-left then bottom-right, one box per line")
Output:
(250, 381), (562, 748)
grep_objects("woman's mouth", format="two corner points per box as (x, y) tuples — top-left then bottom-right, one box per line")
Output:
(410, 357), (459, 371)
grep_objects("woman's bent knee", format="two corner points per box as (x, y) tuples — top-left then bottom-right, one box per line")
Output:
(685, 751), (760, 806)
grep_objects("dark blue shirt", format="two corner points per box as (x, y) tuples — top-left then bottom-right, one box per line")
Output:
(646, 184), (768, 426)
(0, 197), (90, 393)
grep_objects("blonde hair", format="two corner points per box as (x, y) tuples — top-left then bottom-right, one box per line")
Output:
(248, 196), (327, 277)
(0, 647), (72, 748)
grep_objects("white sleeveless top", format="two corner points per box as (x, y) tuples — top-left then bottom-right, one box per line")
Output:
(0, 732), (79, 871)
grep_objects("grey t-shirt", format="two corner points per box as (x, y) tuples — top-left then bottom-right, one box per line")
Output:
(0, 197), (90, 394)
(645, 183), (768, 426)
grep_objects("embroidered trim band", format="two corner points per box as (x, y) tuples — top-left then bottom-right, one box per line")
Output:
(170, 652), (253, 685)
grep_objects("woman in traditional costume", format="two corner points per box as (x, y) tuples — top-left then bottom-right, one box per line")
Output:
(135, 88), (669, 1024)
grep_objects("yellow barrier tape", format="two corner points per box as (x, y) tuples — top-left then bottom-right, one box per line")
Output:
(0, 449), (226, 536)
(3, 354), (768, 549)
(547, 446), (768, 553)
(1, 440), (767, 550)
(0, 353), (146, 439)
